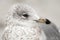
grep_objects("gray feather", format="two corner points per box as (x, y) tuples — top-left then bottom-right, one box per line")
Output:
(39, 23), (60, 40)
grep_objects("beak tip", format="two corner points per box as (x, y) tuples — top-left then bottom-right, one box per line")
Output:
(36, 18), (51, 24)
(45, 19), (51, 24)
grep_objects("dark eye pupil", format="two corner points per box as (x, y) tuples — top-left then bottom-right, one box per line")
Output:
(23, 14), (29, 17)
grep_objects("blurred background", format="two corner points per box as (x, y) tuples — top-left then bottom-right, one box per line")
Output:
(0, 0), (60, 38)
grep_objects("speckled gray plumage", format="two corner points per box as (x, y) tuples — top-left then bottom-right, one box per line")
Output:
(1, 3), (46, 40)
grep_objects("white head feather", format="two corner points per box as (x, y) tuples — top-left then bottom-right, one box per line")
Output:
(6, 3), (39, 26)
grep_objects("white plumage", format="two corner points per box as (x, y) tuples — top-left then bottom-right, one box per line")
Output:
(2, 3), (60, 40)
(1, 3), (46, 40)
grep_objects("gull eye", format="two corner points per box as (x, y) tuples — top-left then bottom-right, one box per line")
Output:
(23, 14), (29, 18)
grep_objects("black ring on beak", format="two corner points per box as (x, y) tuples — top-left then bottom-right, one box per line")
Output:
(45, 19), (51, 24)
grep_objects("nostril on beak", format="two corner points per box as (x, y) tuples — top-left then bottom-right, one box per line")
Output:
(45, 19), (51, 24)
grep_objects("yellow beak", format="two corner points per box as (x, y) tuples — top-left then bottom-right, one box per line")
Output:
(38, 18), (46, 23)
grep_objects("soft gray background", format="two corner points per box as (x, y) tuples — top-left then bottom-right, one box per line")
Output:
(0, 0), (60, 39)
